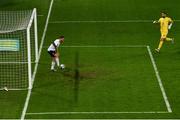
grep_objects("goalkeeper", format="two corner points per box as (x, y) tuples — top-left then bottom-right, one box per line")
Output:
(47, 35), (64, 71)
(153, 11), (174, 52)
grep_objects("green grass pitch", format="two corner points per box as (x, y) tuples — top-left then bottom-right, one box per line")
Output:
(0, 0), (180, 119)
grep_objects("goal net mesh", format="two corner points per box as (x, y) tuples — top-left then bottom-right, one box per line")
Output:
(0, 10), (37, 89)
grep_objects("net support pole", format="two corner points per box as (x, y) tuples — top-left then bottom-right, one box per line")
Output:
(33, 8), (38, 63)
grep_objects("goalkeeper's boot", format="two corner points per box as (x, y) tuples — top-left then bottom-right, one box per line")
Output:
(155, 48), (160, 53)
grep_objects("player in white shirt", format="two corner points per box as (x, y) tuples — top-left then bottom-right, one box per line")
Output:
(47, 35), (64, 71)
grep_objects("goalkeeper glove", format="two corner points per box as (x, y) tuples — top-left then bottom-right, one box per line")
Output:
(168, 23), (173, 30)
(153, 20), (157, 24)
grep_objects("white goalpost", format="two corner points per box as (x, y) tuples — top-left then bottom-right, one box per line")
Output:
(0, 8), (38, 90)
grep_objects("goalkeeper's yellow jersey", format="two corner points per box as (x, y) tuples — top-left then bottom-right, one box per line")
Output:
(158, 17), (173, 33)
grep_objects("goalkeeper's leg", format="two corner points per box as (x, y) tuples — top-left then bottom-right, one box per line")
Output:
(166, 37), (174, 44)
(163, 32), (174, 43)
(156, 38), (165, 52)
(155, 33), (167, 52)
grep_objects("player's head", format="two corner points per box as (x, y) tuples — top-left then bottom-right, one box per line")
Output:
(161, 11), (167, 18)
(59, 35), (64, 43)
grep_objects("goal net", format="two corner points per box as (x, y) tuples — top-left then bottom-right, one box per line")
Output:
(0, 8), (38, 90)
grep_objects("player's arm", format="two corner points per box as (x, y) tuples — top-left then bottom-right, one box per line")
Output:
(56, 49), (59, 57)
(153, 18), (161, 24)
(153, 19), (160, 24)
(168, 18), (173, 30)
(153, 20), (159, 24)
(53, 41), (59, 57)
(54, 47), (59, 57)
(55, 44), (60, 57)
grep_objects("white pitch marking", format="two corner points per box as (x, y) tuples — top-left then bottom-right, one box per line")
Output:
(26, 111), (169, 115)
(147, 46), (172, 113)
(24, 45), (173, 116)
(50, 20), (152, 23)
(43, 45), (147, 48)
(49, 20), (180, 23)
(0, 62), (35, 64)
(20, 0), (54, 120)
(61, 45), (147, 48)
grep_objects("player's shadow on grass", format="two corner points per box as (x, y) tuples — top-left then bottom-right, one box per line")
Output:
(60, 67), (97, 80)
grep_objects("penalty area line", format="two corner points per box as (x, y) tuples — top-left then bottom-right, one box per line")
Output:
(61, 45), (147, 48)
(146, 46), (172, 113)
(26, 111), (169, 115)
(26, 45), (172, 116)
(49, 20), (180, 23)
(43, 45), (147, 48)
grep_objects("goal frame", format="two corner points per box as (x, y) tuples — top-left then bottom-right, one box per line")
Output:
(27, 8), (38, 89)
(0, 8), (38, 90)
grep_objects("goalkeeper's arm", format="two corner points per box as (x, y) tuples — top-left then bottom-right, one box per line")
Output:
(153, 20), (159, 24)
(168, 21), (173, 30)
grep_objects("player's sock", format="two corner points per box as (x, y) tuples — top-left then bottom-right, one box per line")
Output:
(166, 37), (173, 41)
(51, 61), (55, 70)
(55, 57), (60, 67)
(155, 48), (160, 52)
(158, 41), (164, 50)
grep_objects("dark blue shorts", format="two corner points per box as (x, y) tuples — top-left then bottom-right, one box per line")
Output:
(48, 51), (56, 57)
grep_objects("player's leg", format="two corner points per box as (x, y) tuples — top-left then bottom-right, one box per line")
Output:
(164, 31), (174, 43)
(156, 34), (166, 52)
(156, 39), (164, 52)
(48, 51), (56, 71)
(166, 37), (172, 41)
(166, 37), (174, 44)
(54, 52), (60, 68)
(51, 57), (56, 71)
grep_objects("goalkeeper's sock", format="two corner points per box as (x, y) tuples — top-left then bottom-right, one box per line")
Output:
(166, 38), (174, 44)
(158, 41), (164, 50)
(55, 57), (60, 67)
(166, 37), (173, 41)
(51, 61), (55, 70)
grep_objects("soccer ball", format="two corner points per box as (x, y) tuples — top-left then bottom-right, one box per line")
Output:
(60, 64), (65, 69)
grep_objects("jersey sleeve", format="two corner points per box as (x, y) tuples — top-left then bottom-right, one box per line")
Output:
(158, 18), (161, 23)
(54, 40), (60, 47)
(169, 17), (173, 23)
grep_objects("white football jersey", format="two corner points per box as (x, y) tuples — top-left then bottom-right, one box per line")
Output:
(48, 39), (61, 51)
